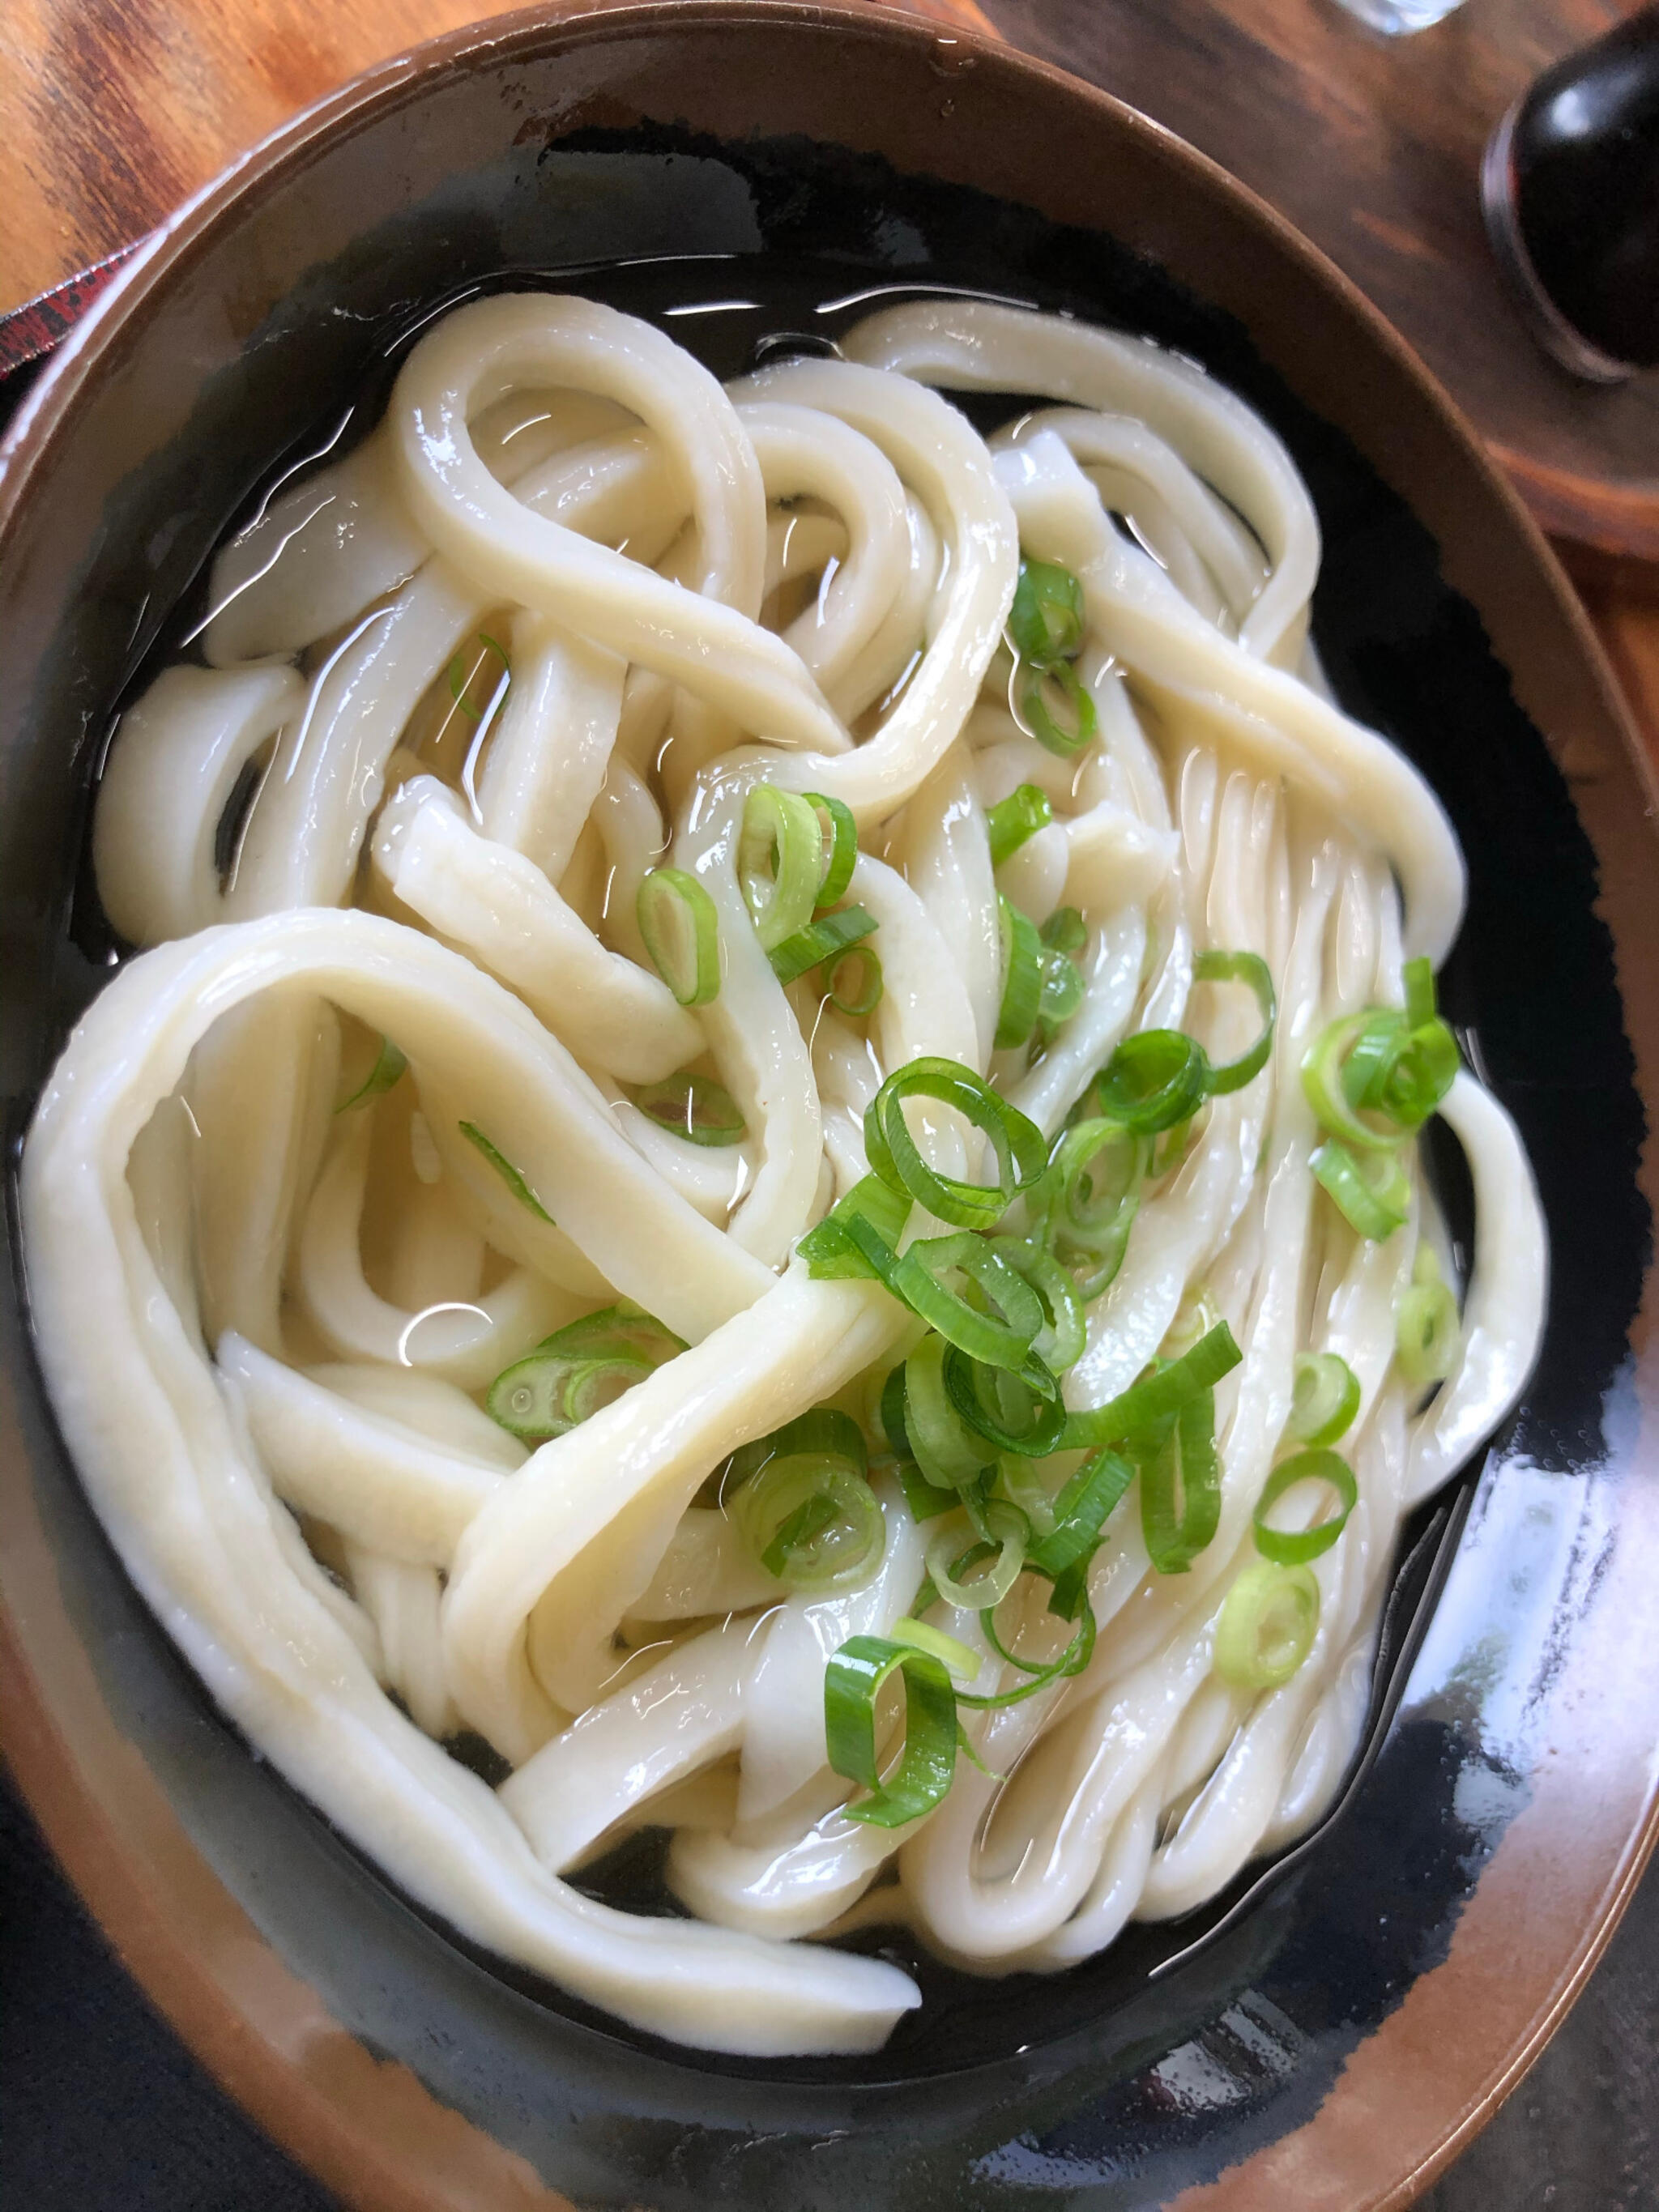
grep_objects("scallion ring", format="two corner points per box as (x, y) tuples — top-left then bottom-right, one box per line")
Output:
(985, 1235), (1086, 1373)
(889, 1617), (983, 1680)
(1213, 1560), (1321, 1691)
(1061, 1321), (1243, 1451)
(1252, 1449), (1358, 1566)
(1090, 1029), (1212, 1135)
(890, 1234), (1051, 1377)
(1041, 906), (1087, 957)
(926, 1510), (1026, 1612)
(904, 1332), (996, 1488)
(864, 1056), (1047, 1230)
(1311, 1138), (1411, 1240)
(633, 1070), (746, 1147)
(1034, 1118), (1145, 1302)
(996, 895), (1043, 1050)
(962, 1598), (1097, 1709)
(825, 944), (883, 1016)
(739, 784), (823, 951)
(795, 1171), (911, 1281)
(1287, 1351), (1362, 1447)
(637, 867), (720, 1007)
(1302, 1012), (1412, 1150)
(733, 1416), (885, 1594)
(1191, 949), (1277, 1095)
(942, 1344), (1068, 1457)
(1020, 660), (1098, 758)
(768, 902), (878, 988)
(1397, 1244), (1460, 1385)
(986, 782), (1053, 868)
(1009, 556), (1087, 667)
(824, 1635), (958, 1828)
(1139, 1387), (1223, 1574)
(487, 1349), (650, 1440)
(804, 790), (858, 910)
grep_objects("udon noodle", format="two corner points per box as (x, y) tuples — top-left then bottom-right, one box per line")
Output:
(23, 294), (1546, 2056)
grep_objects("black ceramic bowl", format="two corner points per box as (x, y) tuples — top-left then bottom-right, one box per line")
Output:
(2, 6), (1657, 2207)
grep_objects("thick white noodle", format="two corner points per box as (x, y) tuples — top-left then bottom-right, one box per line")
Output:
(27, 290), (1546, 2056)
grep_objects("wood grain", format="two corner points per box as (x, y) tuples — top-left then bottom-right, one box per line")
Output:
(0, 0), (1653, 766)
(1, 0), (1655, 556)
(985, 0), (1659, 561)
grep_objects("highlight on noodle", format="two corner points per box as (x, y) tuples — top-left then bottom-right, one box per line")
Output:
(22, 291), (1547, 2058)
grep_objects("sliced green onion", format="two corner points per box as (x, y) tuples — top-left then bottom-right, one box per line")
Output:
(1021, 661), (1098, 758)
(740, 784), (822, 951)
(1027, 1447), (1135, 1588)
(447, 630), (510, 716)
(878, 1362), (912, 1460)
(1034, 1118), (1145, 1303)
(1213, 1560), (1321, 1691)
(796, 1173), (911, 1280)
(986, 1236), (1085, 1373)
(1064, 1321), (1243, 1451)
(1397, 1243), (1460, 1386)
(1036, 947), (1085, 1035)
(1287, 1351), (1361, 1447)
(927, 1511), (1026, 1612)
(1041, 906), (1087, 957)
(539, 1302), (684, 1367)
(898, 1458), (961, 1523)
(995, 1454), (1059, 1541)
(1252, 1449), (1358, 1566)
(633, 1070), (746, 1147)
(485, 1301), (684, 1438)
(943, 1345), (1068, 1457)
(987, 782), (1053, 868)
(864, 1056), (1047, 1230)
(1009, 556), (1087, 666)
(905, 1333), (996, 1487)
(336, 1034), (407, 1114)
(826, 944), (883, 1017)
(1403, 954), (1437, 1031)
(1346, 1012), (1460, 1132)
(825, 1634), (958, 1827)
(996, 895), (1043, 1051)
(1090, 1029), (1211, 1135)
(769, 903), (877, 988)
(638, 867), (720, 1007)
(1140, 1387), (1222, 1574)
(889, 1617), (982, 1680)
(487, 1351), (649, 1439)
(891, 1234), (1051, 1377)
(733, 1411), (885, 1593)
(1302, 1012), (1405, 1151)
(804, 791), (858, 910)
(458, 1122), (553, 1223)
(965, 1596), (1096, 1707)
(1192, 950), (1277, 1095)
(1311, 1138), (1411, 1241)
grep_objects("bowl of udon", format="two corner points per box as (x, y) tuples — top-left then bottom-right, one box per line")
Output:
(2, 2), (1657, 2205)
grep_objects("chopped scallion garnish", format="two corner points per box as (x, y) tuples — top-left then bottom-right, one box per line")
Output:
(633, 1069), (747, 1147)
(740, 785), (824, 952)
(995, 895), (1043, 1050)
(1252, 1448), (1358, 1566)
(336, 1035), (407, 1114)
(986, 783), (1053, 868)
(1396, 1242), (1460, 1385)
(825, 943), (883, 1016)
(637, 867), (721, 1007)
(1311, 1137), (1411, 1240)
(824, 1634), (958, 1827)
(864, 1055), (1047, 1230)
(458, 1121), (554, 1223)
(1009, 557), (1087, 666)
(1213, 1560), (1321, 1691)
(804, 790), (859, 910)
(1286, 1351), (1362, 1447)
(1191, 949), (1277, 1095)
(768, 902), (877, 988)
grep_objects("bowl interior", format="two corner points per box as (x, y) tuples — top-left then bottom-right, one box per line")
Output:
(1, 11), (1653, 2209)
